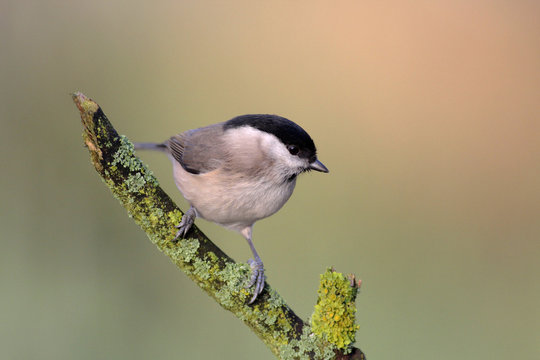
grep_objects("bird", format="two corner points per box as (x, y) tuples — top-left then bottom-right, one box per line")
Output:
(134, 114), (328, 303)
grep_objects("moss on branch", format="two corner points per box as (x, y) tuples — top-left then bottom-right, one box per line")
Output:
(72, 92), (366, 359)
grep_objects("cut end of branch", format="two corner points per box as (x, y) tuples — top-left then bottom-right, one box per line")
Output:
(72, 91), (104, 167)
(347, 273), (363, 290)
(72, 91), (98, 114)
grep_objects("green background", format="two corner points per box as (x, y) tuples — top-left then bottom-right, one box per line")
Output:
(1, 1), (539, 359)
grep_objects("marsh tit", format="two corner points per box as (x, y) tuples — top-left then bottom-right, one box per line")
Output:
(135, 114), (328, 303)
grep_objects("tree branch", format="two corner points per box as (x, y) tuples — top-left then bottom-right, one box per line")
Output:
(72, 92), (366, 359)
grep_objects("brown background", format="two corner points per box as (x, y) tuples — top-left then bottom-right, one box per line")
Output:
(1, 1), (539, 359)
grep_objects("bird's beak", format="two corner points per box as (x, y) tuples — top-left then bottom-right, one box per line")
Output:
(309, 159), (329, 173)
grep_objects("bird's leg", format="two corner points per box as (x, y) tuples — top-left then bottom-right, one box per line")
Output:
(174, 206), (197, 241)
(241, 226), (266, 304)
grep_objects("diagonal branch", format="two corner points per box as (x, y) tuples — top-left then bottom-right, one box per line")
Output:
(72, 92), (366, 359)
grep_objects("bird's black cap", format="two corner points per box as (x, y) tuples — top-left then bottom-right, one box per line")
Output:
(223, 114), (317, 162)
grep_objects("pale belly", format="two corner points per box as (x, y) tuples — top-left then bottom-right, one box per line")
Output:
(172, 162), (296, 231)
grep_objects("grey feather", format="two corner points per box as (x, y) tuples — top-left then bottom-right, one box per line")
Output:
(166, 123), (228, 175)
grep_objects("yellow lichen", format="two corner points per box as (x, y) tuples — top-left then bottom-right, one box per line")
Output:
(310, 268), (359, 351)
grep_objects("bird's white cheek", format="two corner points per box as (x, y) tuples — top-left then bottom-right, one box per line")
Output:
(258, 135), (306, 173)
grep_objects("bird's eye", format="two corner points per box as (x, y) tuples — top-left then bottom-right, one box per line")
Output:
(287, 145), (299, 156)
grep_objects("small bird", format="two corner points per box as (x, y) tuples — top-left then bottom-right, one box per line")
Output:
(135, 114), (328, 303)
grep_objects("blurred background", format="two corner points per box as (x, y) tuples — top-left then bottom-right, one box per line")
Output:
(1, 1), (539, 359)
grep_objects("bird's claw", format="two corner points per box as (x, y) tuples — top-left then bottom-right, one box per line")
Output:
(246, 258), (266, 304)
(173, 207), (196, 241)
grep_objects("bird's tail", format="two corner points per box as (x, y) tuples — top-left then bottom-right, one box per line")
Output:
(133, 142), (167, 152)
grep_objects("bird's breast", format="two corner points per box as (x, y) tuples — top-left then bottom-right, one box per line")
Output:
(171, 161), (296, 228)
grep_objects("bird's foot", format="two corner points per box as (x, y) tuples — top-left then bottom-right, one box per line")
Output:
(173, 207), (197, 241)
(246, 258), (266, 304)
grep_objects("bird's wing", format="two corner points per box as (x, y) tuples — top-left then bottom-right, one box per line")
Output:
(166, 123), (228, 174)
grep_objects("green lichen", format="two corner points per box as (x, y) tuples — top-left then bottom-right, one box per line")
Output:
(94, 132), (181, 245)
(259, 289), (292, 342)
(172, 238), (200, 263)
(178, 255), (297, 350)
(146, 207), (164, 227)
(263, 289), (286, 326)
(245, 289), (296, 347)
(167, 210), (183, 227)
(125, 173), (147, 193)
(310, 269), (359, 351)
(192, 256), (213, 281)
(279, 325), (336, 360)
(267, 288), (286, 308)
(111, 135), (137, 170)
(110, 135), (158, 187)
(214, 262), (251, 309)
